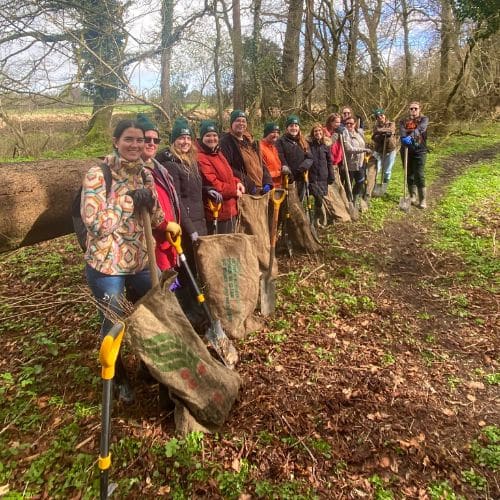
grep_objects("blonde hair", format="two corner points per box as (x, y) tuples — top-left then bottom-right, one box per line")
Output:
(171, 143), (199, 177)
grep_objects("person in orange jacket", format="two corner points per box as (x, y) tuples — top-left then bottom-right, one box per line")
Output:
(260, 122), (283, 188)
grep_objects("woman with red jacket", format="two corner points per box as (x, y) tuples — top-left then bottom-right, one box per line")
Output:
(197, 120), (245, 234)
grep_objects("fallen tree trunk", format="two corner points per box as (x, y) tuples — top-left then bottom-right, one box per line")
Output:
(0, 159), (101, 253)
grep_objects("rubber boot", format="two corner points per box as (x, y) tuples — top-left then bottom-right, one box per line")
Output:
(418, 187), (427, 209)
(381, 182), (388, 195)
(409, 185), (418, 206)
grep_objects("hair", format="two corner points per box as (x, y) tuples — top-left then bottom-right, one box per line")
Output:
(341, 106), (353, 115)
(309, 123), (326, 144)
(112, 120), (144, 140)
(325, 113), (341, 131)
(171, 140), (199, 177)
(285, 124), (308, 151)
(409, 101), (421, 108)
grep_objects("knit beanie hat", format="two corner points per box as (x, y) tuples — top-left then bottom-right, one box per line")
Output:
(230, 109), (246, 125)
(136, 113), (158, 132)
(263, 122), (280, 137)
(285, 115), (300, 127)
(372, 108), (385, 117)
(170, 117), (192, 143)
(199, 120), (219, 139)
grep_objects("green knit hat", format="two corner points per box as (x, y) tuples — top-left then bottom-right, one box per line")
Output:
(372, 108), (385, 117)
(285, 115), (300, 127)
(136, 113), (158, 132)
(263, 122), (280, 137)
(230, 109), (246, 125)
(170, 117), (192, 143)
(199, 120), (219, 139)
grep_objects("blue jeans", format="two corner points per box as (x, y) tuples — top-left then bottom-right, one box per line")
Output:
(373, 150), (396, 183)
(85, 264), (153, 337)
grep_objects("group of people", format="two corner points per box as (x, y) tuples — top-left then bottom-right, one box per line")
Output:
(80, 101), (428, 402)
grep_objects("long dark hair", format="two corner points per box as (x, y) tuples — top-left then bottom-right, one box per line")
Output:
(112, 120), (144, 140)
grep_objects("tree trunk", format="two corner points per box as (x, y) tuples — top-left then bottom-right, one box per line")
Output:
(281, 0), (304, 112)
(0, 160), (95, 253)
(401, 0), (413, 87)
(301, 0), (314, 112)
(213, 0), (225, 125)
(344, 0), (359, 101)
(160, 0), (175, 124)
(232, 0), (244, 109)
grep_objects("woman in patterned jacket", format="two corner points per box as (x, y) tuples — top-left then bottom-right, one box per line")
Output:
(82, 119), (164, 403)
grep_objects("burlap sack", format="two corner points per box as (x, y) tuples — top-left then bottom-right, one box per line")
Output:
(365, 156), (377, 197)
(236, 193), (271, 273)
(323, 183), (351, 222)
(126, 271), (241, 433)
(286, 186), (322, 253)
(195, 233), (260, 340)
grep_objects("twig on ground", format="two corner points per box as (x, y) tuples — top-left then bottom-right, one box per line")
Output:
(298, 264), (325, 285)
(280, 414), (317, 463)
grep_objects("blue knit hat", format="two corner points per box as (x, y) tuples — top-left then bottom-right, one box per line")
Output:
(170, 117), (192, 143)
(285, 115), (300, 127)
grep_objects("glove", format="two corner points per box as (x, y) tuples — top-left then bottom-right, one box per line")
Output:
(337, 124), (346, 133)
(281, 165), (292, 176)
(166, 221), (181, 238)
(262, 184), (272, 194)
(401, 136), (413, 146)
(169, 277), (182, 292)
(207, 189), (223, 204)
(126, 188), (154, 213)
(190, 231), (199, 242)
(250, 186), (257, 195)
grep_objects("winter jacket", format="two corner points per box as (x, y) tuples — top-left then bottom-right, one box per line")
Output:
(341, 130), (367, 172)
(399, 115), (428, 154)
(156, 148), (207, 237)
(323, 128), (344, 166)
(372, 120), (397, 154)
(147, 159), (181, 271)
(259, 139), (282, 188)
(308, 139), (334, 197)
(275, 134), (313, 182)
(196, 141), (240, 222)
(219, 132), (272, 194)
(82, 154), (164, 275)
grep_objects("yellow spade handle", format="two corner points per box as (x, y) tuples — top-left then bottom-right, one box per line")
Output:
(166, 231), (183, 255)
(271, 188), (286, 208)
(303, 170), (309, 182)
(207, 198), (222, 218)
(99, 322), (125, 380)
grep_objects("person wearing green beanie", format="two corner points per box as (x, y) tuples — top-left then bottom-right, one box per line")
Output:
(197, 119), (245, 234)
(136, 113), (159, 133)
(371, 109), (397, 196)
(170, 117), (192, 143)
(219, 110), (272, 195)
(260, 123), (283, 188)
(285, 115), (300, 128)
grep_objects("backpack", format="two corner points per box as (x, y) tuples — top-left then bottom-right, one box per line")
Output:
(72, 163), (112, 251)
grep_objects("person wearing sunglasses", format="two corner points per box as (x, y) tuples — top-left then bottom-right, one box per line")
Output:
(136, 113), (181, 272)
(341, 118), (372, 206)
(341, 106), (364, 135)
(399, 101), (429, 208)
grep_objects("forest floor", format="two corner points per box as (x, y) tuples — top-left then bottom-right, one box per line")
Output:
(0, 132), (499, 499)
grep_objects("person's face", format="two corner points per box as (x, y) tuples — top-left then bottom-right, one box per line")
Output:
(231, 117), (247, 136)
(313, 127), (323, 140)
(342, 109), (352, 120)
(142, 130), (160, 160)
(265, 130), (280, 143)
(174, 134), (192, 153)
(287, 123), (300, 136)
(113, 127), (144, 162)
(345, 119), (355, 131)
(332, 118), (341, 130)
(409, 104), (420, 118)
(376, 114), (385, 124)
(202, 132), (219, 149)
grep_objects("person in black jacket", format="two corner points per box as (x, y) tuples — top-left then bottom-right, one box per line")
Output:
(276, 115), (313, 200)
(307, 123), (334, 226)
(156, 117), (208, 332)
(219, 110), (272, 195)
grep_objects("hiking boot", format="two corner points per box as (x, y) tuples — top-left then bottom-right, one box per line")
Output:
(409, 185), (418, 205)
(418, 187), (427, 209)
(115, 381), (135, 404)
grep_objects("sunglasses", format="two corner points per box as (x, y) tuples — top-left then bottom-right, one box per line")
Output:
(144, 137), (161, 144)
(342, 111), (351, 115)
(409, 107), (419, 111)
(345, 122), (355, 125)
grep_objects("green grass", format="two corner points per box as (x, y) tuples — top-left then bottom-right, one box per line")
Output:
(429, 157), (500, 286)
